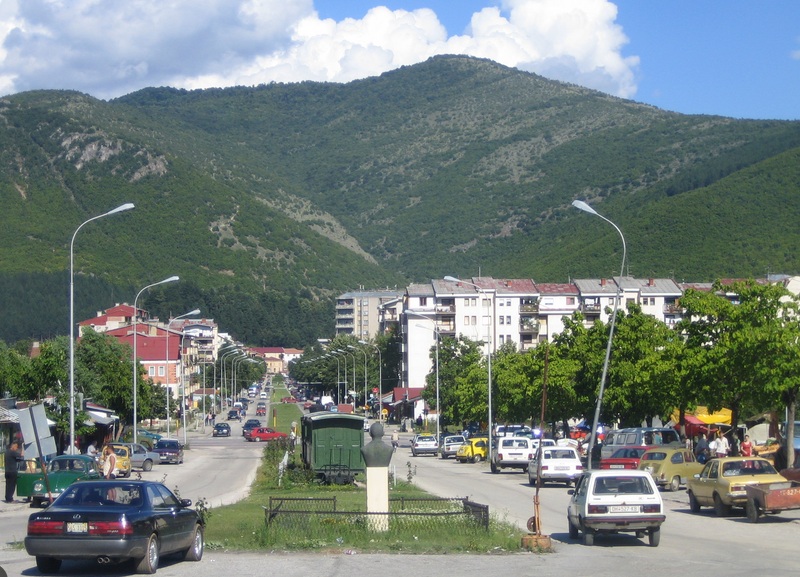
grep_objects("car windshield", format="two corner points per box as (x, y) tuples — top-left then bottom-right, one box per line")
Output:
(593, 476), (654, 495)
(610, 448), (643, 459)
(48, 459), (85, 472)
(641, 452), (667, 461)
(546, 449), (577, 460)
(156, 441), (179, 449)
(722, 459), (778, 476)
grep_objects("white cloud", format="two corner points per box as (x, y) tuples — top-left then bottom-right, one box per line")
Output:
(0, 0), (638, 100)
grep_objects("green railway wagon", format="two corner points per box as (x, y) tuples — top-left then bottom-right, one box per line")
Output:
(301, 412), (365, 484)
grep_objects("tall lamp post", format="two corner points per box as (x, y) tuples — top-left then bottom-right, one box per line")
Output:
(361, 340), (383, 422)
(166, 309), (200, 438)
(444, 276), (495, 454)
(349, 345), (368, 412)
(219, 348), (242, 411)
(69, 202), (134, 454)
(325, 353), (342, 403)
(572, 199), (627, 469)
(132, 275), (179, 444)
(406, 311), (440, 441)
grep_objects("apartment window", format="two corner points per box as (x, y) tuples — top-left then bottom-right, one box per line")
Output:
(471, 298), (477, 307)
(158, 366), (165, 377)
(499, 300), (504, 307)
(506, 300), (511, 307)
(567, 297), (576, 305)
(464, 316), (471, 326)
(471, 315), (477, 325)
(506, 316), (511, 324)
(507, 335), (512, 342)
(148, 367), (155, 377)
(420, 297), (427, 306)
(499, 316), (505, 325)
(499, 335), (505, 344)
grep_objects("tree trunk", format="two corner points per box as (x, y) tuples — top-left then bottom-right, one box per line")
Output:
(787, 396), (797, 469)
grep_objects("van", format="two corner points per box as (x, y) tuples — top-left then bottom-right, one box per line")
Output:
(600, 427), (681, 460)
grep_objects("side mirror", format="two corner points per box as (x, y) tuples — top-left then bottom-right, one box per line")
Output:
(180, 498), (193, 508)
(567, 489), (575, 496)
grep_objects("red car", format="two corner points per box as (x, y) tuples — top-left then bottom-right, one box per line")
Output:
(245, 427), (288, 442)
(599, 446), (647, 470)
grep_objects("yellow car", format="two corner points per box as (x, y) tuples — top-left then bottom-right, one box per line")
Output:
(100, 444), (132, 478)
(686, 456), (786, 516)
(456, 437), (489, 463)
(637, 447), (704, 491)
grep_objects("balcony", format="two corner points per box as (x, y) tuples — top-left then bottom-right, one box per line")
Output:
(519, 320), (540, 334)
(435, 305), (456, 314)
(582, 303), (601, 313)
(520, 303), (539, 313)
(663, 303), (683, 314)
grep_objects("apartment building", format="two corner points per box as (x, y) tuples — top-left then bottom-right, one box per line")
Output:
(335, 289), (404, 339)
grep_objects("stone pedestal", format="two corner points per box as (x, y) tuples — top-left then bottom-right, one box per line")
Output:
(361, 422), (394, 533)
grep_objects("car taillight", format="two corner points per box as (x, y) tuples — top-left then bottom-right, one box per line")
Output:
(28, 520), (65, 535)
(89, 519), (133, 536)
(642, 504), (661, 513)
(588, 504), (608, 514)
(498, 455), (503, 461)
(540, 465), (549, 471)
(576, 465), (583, 470)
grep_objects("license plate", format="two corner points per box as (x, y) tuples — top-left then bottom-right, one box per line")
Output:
(609, 505), (640, 513)
(555, 466), (569, 470)
(67, 522), (87, 533)
(610, 464), (624, 469)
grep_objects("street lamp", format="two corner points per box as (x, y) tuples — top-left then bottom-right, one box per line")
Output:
(360, 340), (383, 422)
(219, 348), (242, 411)
(349, 345), (368, 412)
(68, 202), (134, 454)
(444, 276), (495, 454)
(572, 199), (627, 469)
(133, 275), (179, 444)
(165, 309), (200, 438)
(406, 311), (441, 441)
(324, 353), (342, 404)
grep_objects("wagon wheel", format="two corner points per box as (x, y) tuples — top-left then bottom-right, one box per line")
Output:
(746, 498), (760, 523)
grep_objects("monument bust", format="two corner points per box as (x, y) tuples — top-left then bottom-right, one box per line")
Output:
(361, 422), (393, 467)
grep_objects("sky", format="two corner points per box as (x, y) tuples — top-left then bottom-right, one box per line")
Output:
(0, 0), (797, 120)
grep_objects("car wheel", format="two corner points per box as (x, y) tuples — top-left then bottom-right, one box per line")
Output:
(142, 459), (153, 472)
(182, 524), (204, 561)
(688, 491), (701, 513)
(746, 498), (760, 523)
(135, 533), (160, 574)
(648, 527), (661, 547)
(471, 454), (480, 464)
(30, 497), (41, 508)
(490, 461), (499, 474)
(669, 476), (680, 492)
(713, 493), (732, 517)
(36, 556), (62, 574)
(568, 518), (579, 539)
(583, 530), (594, 546)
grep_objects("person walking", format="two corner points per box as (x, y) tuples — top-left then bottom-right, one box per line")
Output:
(4, 440), (24, 503)
(740, 434), (753, 456)
(714, 431), (730, 458)
(391, 429), (399, 452)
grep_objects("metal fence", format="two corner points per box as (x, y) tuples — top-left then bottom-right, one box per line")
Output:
(262, 496), (490, 541)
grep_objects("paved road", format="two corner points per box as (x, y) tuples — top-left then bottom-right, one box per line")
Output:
(3, 426), (800, 577)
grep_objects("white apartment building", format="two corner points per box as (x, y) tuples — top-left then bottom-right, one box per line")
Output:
(335, 289), (404, 339)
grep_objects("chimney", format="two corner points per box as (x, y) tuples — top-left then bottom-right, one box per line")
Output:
(600, 278), (606, 287)
(649, 278), (655, 286)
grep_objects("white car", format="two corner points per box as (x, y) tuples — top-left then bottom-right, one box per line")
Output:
(567, 470), (666, 547)
(440, 435), (467, 459)
(528, 446), (583, 486)
(490, 437), (535, 473)
(411, 434), (439, 456)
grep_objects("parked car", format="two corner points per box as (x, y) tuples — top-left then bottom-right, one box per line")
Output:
(599, 446), (647, 470)
(495, 424), (531, 438)
(529, 446), (583, 486)
(100, 445), (132, 478)
(25, 479), (204, 574)
(29, 455), (102, 508)
(456, 436), (489, 463)
(109, 442), (158, 472)
(213, 423), (231, 437)
(242, 419), (262, 436)
(245, 427), (288, 442)
(260, 391), (268, 399)
(152, 439), (184, 464)
(601, 427), (681, 460)
(227, 409), (242, 421)
(440, 435), (467, 459)
(490, 437), (534, 474)
(136, 430), (162, 445)
(567, 469), (666, 547)
(411, 434), (439, 457)
(686, 456), (786, 516)
(637, 447), (704, 491)
(256, 402), (267, 416)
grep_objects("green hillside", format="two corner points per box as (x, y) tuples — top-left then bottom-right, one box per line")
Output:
(2, 55), (800, 344)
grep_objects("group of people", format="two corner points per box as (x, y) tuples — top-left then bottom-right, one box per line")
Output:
(204, 412), (217, 426)
(693, 430), (753, 463)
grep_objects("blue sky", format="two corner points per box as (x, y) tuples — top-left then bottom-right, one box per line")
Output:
(0, 1), (797, 120)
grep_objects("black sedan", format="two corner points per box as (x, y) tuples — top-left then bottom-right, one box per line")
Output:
(242, 419), (262, 437)
(212, 423), (231, 437)
(25, 479), (203, 574)
(152, 439), (184, 464)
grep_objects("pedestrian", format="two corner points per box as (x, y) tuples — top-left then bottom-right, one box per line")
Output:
(4, 440), (24, 503)
(740, 434), (753, 456)
(101, 445), (117, 479)
(714, 431), (730, 458)
(86, 441), (98, 459)
(211, 412), (216, 425)
(391, 429), (399, 452)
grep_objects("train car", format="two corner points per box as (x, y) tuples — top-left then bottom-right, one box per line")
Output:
(301, 412), (365, 484)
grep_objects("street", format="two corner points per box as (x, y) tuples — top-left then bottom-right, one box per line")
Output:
(1, 425), (799, 576)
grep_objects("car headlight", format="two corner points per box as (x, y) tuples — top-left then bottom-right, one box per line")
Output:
(33, 481), (44, 492)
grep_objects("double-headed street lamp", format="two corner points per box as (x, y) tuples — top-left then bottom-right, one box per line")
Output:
(68, 202), (134, 454)
(360, 340), (383, 421)
(444, 276), (495, 454)
(405, 311), (440, 441)
(166, 309), (200, 438)
(349, 345), (368, 411)
(572, 199), (627, 469)
(133, 276), (179, 443)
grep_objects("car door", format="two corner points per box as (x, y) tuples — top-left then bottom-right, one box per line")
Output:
(567, 473), (588, 526)
(692, 460), (719, 505)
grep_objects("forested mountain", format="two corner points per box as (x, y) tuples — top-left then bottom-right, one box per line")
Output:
(2, 55), (800, 345)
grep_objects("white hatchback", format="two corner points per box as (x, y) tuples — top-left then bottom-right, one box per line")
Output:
(567, 469), (665, 547)
(528, 446), (583, 486)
